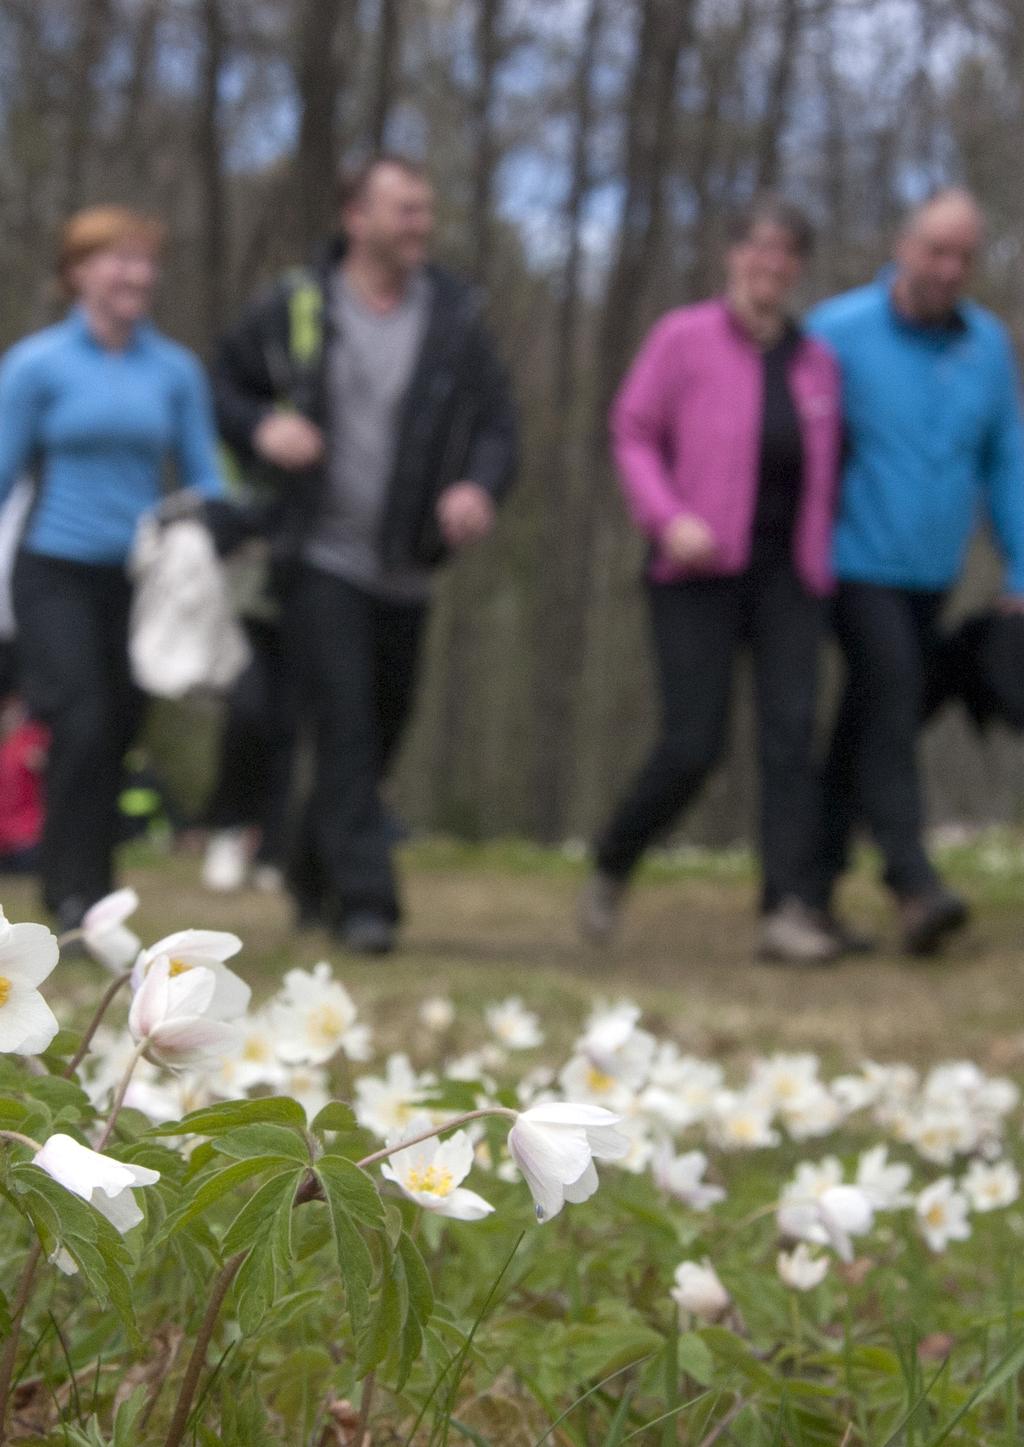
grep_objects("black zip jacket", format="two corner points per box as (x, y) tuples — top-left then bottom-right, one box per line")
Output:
(211, 238), (519, 571)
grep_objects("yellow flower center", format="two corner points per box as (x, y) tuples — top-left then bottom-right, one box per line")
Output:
(405, 1164), (454, 1197)
(586, 1067), (616, 1093)
(0, 976), (10, 1007)
(168, 958), (193, 978)
(242, 1038), (270, 1062)
(308, 1003), (345, 1048)
(926, 1203), (947, 1229)
(729, 1117), (757, 1142)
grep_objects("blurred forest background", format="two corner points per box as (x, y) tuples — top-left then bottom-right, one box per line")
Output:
(2, 0), (1024, 845)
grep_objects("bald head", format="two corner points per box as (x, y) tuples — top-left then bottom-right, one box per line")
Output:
(894, 188), (985, 323)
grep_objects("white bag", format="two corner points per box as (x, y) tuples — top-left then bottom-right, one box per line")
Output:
(129, 511), (250, 699)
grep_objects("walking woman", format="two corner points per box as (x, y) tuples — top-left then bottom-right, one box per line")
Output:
(580, 197), (843, 963)
(0, 207), (224, 929)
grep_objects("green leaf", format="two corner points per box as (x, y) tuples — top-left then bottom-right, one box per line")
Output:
(358, 1250), (402, 1372)
(316, 1157), (377, 1341)
(677, 1331), (715, 1387)
(0, 1096), (30, 1129)
(156, 1156), (299, 1242)
(234, 1236), (276, 1336)
(316, 1154), (385, 1227)
(310, 1101), (358, 1134)
(147, 1095), (307, 1138)
(212, 1124), (310, 1164)
(222, 1168), (302, 1254)
(112, 1384), (148, 1447)
(392, 1229), (434, 1389)
(19, 1074), (92, 1116)
(398, 1228), (434, 1326)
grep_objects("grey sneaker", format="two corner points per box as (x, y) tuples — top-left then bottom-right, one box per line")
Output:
(339, 913), (396, 956)
(758, 898), (843, 966)
(578, 871), (627, 944)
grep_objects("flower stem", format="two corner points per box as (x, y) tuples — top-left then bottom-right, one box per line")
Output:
(162, 1250), (246, 1447)
(95, 1039), (148, 1150)
(356, 1107), (516, 1171)
(0, 1240), (43, 1443)
(0, 1130), (43, 1153)
(64, 969), (133, 1078)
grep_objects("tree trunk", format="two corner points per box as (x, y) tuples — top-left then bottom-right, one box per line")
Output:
(530, 0), (606, 840)
(753, 0), (802, 192)
(469, 0), (502, 287)
(295, 0), (352, 254)
(197, 0), (229, 348)
(430, 0), (505, 834)
(63, 0), (113, 214)
(368, 0), (403, 149)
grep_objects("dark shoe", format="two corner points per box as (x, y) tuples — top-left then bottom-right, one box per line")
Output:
(758, 898), (843, 965)
(55, 896), (88, 934)
(338, 912), (395, 956)
(578, 870), (627, 944)
(899, 889), (969, 956)
(821, 912), (877, 956)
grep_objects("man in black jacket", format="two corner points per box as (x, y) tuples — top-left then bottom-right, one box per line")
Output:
(213, 155), (518, 953)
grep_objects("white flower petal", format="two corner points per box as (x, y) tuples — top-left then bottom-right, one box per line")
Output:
(0, 982), (59, 1055)
(0, 922), (59, 988)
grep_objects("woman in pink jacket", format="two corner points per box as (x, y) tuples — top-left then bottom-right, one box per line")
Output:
(581, 197), (844, 963)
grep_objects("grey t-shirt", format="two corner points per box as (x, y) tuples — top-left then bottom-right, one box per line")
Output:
(304, 268), (433, 601)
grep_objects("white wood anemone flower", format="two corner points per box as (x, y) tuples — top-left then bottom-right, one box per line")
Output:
(0, 909), (59, 1055)
(269, 962), (371, 1065)
(80, 889), (141, 972)
(670, 1259), (731, 1323)
(777, 1243), (830, 1291)
(484, 996), (543, 1051)
(33, 1133), (160, 1268)
(778, 1183), (875, 1262)
(133, 929), (250, 1021)
(506, 1102), (630, 1222)
(380, 1119), (494, 1220)
(916, 1176), (971, 1252)
(128, 957), (241, 1067)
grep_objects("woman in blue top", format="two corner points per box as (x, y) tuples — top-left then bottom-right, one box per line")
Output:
(0, 206), (224, 928)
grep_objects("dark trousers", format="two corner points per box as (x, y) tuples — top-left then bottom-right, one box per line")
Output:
(812, 580), (946, 905)
(595, 556), (824, 910)
(205, 619), (297, 866)
(285, 565), (427, 924)
(13, 551), (140, 915)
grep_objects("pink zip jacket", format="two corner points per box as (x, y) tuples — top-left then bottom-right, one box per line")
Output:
(611, 298), (842, 596)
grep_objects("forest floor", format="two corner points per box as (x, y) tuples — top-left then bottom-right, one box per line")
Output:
(5, 832), (1024, 1078)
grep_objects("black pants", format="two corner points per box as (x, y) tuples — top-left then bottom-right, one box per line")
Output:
(812, 580), (946, 905)
(285, 565), (427, 925)
(595, 557), (824, 910)
(205, 618), (297, 866)
(13, 551), (141, 915)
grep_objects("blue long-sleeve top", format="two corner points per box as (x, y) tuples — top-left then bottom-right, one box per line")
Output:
(807, 277), (1024, 595)
(0, 308), (223, 566)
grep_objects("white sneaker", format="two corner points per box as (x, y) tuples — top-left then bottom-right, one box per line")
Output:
(758, 898), (842, 965)
(201, 829), (249, 892)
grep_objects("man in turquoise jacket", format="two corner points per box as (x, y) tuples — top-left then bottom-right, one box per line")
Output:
(807, 189), (1024, 954)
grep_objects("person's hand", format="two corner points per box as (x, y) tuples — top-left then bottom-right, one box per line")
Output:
(661, 514), (717, 569)
(252, 412), (326, 470)
(437, 481), (496, 549)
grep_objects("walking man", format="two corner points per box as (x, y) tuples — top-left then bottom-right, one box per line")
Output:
(807, 189), (1024, 953)
(213, 155), (517, 952)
